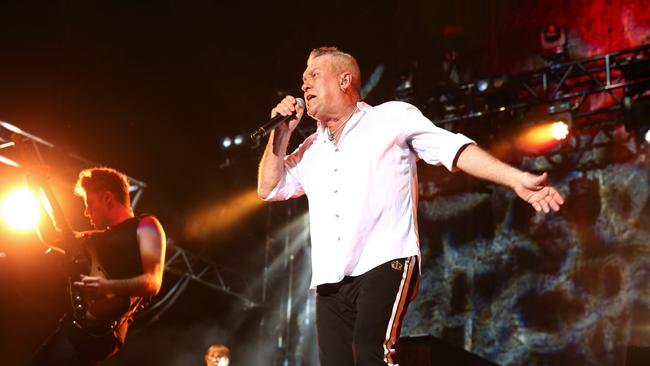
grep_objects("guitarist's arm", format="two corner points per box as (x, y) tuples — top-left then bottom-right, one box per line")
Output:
(75, 216), (166, 297)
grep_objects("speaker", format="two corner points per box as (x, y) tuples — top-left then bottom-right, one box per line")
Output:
(395, 336), (498, 366)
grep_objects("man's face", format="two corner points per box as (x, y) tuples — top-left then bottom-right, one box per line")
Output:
(84, 191), (110, 229)
(301, 55), (342, 121)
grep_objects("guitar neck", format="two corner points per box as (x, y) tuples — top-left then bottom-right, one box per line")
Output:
(12, 133), (79, 255)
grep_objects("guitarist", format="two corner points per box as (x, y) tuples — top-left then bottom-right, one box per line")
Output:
(29, 167), (166, 365)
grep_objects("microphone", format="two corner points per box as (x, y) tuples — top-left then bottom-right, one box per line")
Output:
(250, 98), (305, 141)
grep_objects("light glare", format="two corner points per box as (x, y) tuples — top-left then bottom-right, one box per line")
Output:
(477, 79), (489, 93)
(1, 188), (40, 231)
(222, 137), (232, 148)
(550, 121), (569, 140)
(185, 188), (264, 240)
(233, 135), (243, 146)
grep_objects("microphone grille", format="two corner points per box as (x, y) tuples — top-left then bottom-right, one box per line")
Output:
(295, 98), (305, 108)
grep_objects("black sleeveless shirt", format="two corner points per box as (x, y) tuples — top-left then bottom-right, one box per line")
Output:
(75, 215), (153, 346)
(87, 215), (147, 279)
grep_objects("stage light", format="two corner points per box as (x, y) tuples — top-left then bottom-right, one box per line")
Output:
(220, 132), (251, 151)
(541, 24), (568, 61)
(515, 116), (571, 153)
(492, 76), (506, 89)
(205, 344), (230, 366)
(1, 188), (40, 231)
(221, 137), (232, 149)
(476, 79), (489, 93)
(394, 78), (414, 102)
(233, 134), (244, 146)
(550, 121), (569, 141)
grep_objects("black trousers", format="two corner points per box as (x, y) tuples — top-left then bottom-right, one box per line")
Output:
(316, 256), (419, 366)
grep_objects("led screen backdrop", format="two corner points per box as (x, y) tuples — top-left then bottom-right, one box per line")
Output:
(403, 159), (650, 365)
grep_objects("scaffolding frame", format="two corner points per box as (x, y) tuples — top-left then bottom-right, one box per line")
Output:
(429, 44), (650, 127)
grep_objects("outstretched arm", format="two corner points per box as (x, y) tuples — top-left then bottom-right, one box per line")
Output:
(455, 144), (564, 213)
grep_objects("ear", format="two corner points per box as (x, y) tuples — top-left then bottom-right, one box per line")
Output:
(340, 73), (351, 90)
(102, 191), (114, 206)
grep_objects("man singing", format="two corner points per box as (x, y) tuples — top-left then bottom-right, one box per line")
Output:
(257, 47), (563, 366)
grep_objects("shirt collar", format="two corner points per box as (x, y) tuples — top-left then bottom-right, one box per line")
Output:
(316, 101), (372, 137)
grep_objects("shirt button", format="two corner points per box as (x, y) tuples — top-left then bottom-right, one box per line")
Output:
(337, 237), (341, 241)
(334, 168), (338, 172)
(335, 214), (340, 218)
(335, 148), (339, 152)
(333, 189), (338, 193)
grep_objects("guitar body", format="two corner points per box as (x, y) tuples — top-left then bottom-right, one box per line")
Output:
(68, 250), (131, 325)
(66, 237), (135, 337)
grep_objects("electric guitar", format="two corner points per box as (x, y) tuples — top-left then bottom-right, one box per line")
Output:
(10, 133), (134, 336)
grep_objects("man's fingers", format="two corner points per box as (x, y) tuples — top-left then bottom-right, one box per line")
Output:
(552, 188), (565, 205)
(73, 281), (97, 288)
(540, 200), (550, 213)
(77, 275), (100, 285)
(271, 96), (302, 120)
(549, 199), (561, 211)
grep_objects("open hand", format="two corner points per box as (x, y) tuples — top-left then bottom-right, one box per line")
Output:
(514, 172), (564, 213)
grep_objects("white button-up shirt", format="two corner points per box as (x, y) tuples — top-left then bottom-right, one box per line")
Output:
(264, 101), (474, 288)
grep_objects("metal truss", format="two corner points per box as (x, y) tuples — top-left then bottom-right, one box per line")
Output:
(0, 121), (147, 204)
(163, 241), (258, 308)
(428, 44), (650, 130)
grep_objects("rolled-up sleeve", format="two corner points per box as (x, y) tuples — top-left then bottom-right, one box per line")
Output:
(400, 104), (475, 171)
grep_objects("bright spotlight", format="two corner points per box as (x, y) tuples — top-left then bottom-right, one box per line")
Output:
(550, 121), (569, 140)
(644, 129), (650, 144)
(515, 119), (570, 153)
(233, 134), (243, 146)
(221, 137), (232, 149)
(476, 79), (489, 93)
(1, 188), (40, 231)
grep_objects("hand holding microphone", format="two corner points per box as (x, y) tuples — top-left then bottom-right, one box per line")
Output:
(250, 96), (305, 141)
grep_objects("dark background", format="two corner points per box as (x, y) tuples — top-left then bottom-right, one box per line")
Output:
(0, 0), (649, 365)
